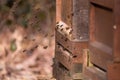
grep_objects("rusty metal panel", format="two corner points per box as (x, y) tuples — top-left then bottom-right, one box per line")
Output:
(89, 2), (114, 70)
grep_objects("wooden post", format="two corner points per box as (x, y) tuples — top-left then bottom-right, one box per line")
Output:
(114, 0), (120, 63)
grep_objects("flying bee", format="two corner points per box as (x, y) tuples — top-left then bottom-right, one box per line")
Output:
(23, 49), (27, 53)
(43, 46), (48, 49)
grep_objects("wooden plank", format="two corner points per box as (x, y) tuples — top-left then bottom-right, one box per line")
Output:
(56, 31), (88, 56)
(61, 0), (72, 27)
(60, 0), (89, 40)
(113, 0), (120, 62)
(55, 44), (83, 72)
(56, 0), (62, 21)
(83, 66), (107, 80)
(72, 0), (89, 40)
(91, 5), (114, 48)
(53, 61), (72, 80)
(107, 63), (120, 80)
(89, 0), (114, 70)
(89, 41), (113, 70)
(53, 59), (83, 80)
(90, 0), (114, 9)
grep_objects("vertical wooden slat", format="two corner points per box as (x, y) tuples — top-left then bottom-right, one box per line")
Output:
(72, 0), (89, 40)
(56, 0), (61, 22)
(114, 0), (120, 62)
(89, 4), (96, 42)
(61, 0), (72, 26)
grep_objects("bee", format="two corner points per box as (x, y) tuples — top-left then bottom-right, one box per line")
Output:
(66, 27), (70, 30)
(56, 22), (59, 24)
(59, 24), (63, 27)
(23, 49), (27, 53)
(60, 28), (63, 31)
(34, 45), (39, 49)
(56, 21), (73, 40)
(43, 46), (48, 49)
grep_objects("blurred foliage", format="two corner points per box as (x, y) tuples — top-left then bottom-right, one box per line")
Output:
(10, 39), (17, 52)
(0, 0), (56, 31)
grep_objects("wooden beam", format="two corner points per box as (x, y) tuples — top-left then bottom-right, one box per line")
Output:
(114, 0), (120, 62)
(90, 0), (114, 9)
(84, 66), (107, 80)
(107, 63), (120, 80)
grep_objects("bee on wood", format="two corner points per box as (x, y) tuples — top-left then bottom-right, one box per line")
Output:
(56, 22), (59, 24)
(56, 21), (73, 40)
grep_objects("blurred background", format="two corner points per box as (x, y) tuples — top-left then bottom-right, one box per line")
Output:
(0, 0), (56, 80)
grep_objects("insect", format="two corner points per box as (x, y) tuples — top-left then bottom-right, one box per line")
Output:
(56, 22), (59, 24)
(43, 46), (48, 49)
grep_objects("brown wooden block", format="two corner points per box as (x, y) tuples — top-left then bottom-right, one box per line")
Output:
(56, 31), (88, 56)
(107, 63), (120, 80)
(55, 44), (83, 73)
(53, 62), (72, 80)
(60, 0), (89, 40)
(53, 59), (83, 80)
(83, 66), (107, 80)
(89, 42), (113, 70)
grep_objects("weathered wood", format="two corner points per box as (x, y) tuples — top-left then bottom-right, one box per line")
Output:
(61, 0), (72, 27)
(53, 59), (83, 80)
(72, 0), (89, 40)
(89, 42), (113, 70)
(56, 0), (61, 21)
(89, 1), (114, 70)
(90, 3), (114, 47)
(53, 60), (72, 80)
(55, 44), (83, 72)
(83, 66), (107, 80)
(107, 63), (120, 80)
(90, 0), (114, 9)
(56, 31), (88, 56)
(113, 0), (120, 63)
(60, 0), (89, 40)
